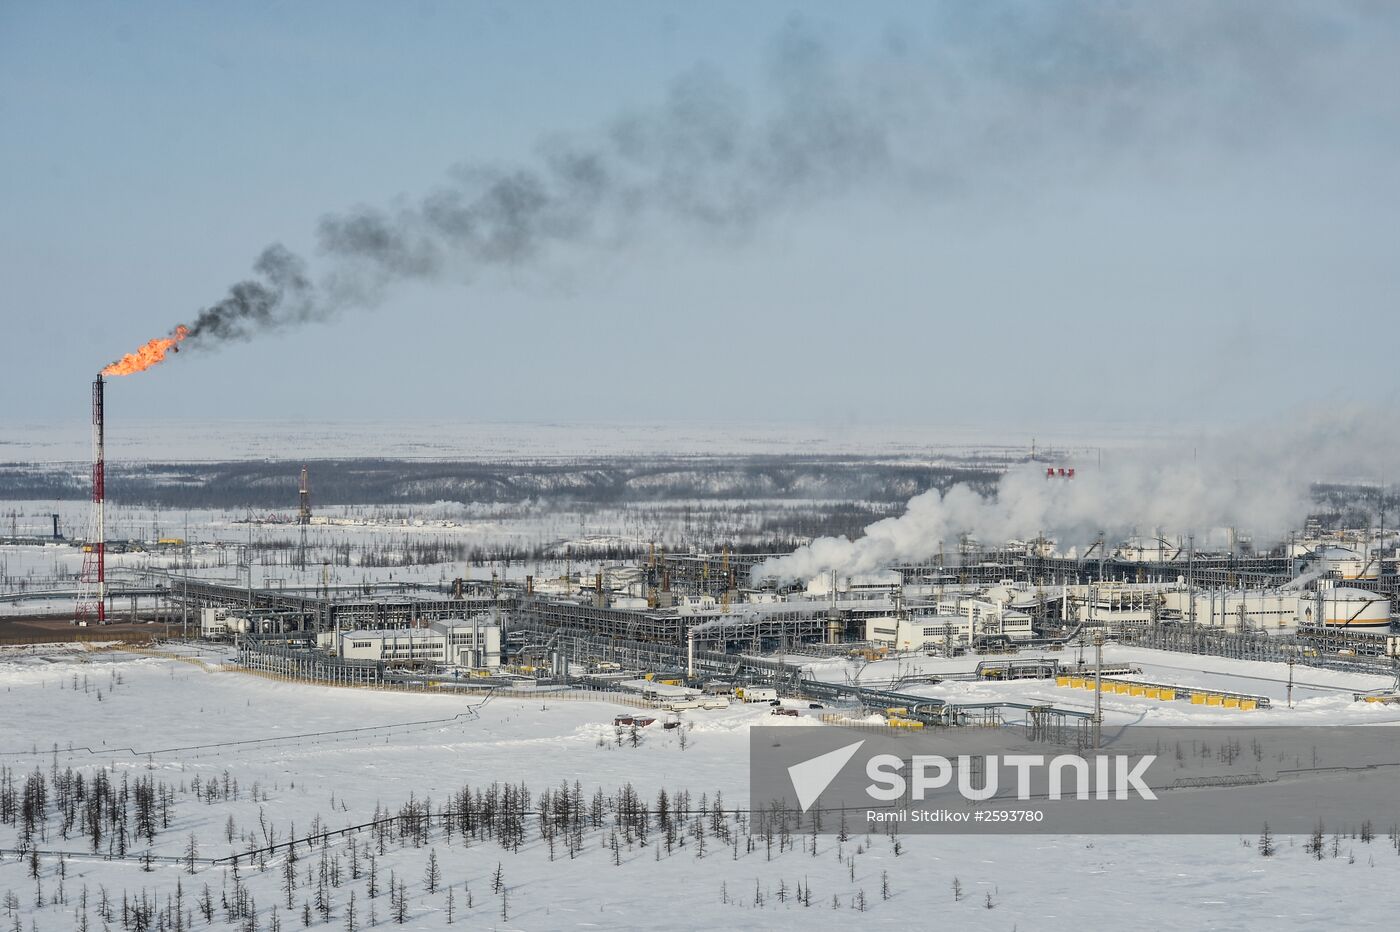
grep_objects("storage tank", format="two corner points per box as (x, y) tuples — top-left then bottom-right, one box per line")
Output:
(1300, 587), (1392, 628)
(1310, 547), (1381, 581)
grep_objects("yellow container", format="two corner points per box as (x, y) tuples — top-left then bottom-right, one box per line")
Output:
(1223, 697), (1240, 709)
(1114, 682), (1130, 694)
(1158, 689), (1176, 701)
(1069, 677), (1085, 689)
(1190, 693), (1206, 705)
(1143, 687), (1160, 700)
(1239, 699), (1257, 711)
(1056, 676), (1070, 687)
(1206, 694), (1223, 707)
(1129, 685), (1146, 697)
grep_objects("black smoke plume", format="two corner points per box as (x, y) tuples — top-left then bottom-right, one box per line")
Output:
(176, 3), (1383, 349)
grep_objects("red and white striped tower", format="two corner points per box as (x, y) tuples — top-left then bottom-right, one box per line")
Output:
(76, 374), (106, 625)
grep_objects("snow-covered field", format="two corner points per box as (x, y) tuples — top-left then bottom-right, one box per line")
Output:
(0, 492), (894, 611)
(3, 645), (1399, 930)
(0, 420), (1151, 463)
(1, 495), (793, 614)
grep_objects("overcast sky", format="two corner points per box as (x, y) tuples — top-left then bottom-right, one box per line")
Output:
(3, 1), (1398, 438)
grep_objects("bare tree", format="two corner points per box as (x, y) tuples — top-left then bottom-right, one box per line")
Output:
(424, 849), (440, 894)
(393, 878), (408, 924)
(283, 849), (297, 908)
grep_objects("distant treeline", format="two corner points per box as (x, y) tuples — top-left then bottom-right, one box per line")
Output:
(0, 456), (1001, 509)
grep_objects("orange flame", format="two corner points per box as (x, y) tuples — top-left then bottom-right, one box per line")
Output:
(102, 325), (190, 376)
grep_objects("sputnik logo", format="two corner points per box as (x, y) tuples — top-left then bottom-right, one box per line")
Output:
(787, 739), (865, 812)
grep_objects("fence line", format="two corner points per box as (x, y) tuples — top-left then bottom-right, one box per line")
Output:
(0, 848), (217, 867)
(115, 640), (665, 710)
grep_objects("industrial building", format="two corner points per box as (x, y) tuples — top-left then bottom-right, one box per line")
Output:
(1059, 581), (1392, 634)
(863, 612), (1030, 652)
(935, 594), (1035, 638)
(134, 515), (1395, 693)
(336, 618), (502, 668)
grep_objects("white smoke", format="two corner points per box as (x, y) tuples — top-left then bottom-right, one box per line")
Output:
(752, 415), (1395, 584)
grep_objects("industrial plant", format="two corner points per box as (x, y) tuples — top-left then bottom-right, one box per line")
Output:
(6, 387), (1398, 931)
(7, 3), (1400, 929)
(12, 375), (1389, 726)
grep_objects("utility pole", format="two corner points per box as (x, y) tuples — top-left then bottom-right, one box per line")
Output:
(1187, 534), (1196, 626)
(297, 465), (310, 572)
(1093, 629), (1104, 749)
(1286, 656), (1295, 710)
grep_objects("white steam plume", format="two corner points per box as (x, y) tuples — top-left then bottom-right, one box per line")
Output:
(752, 416), (1396, 584)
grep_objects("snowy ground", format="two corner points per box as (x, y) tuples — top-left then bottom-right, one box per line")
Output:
(3, 646), (1399, 930)
(0, 496), (752, 616)
(0, 493), (889, 611)
(0, 420), (1152, 463)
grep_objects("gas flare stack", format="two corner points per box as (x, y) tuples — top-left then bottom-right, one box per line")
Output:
(76, 374), (106, 625)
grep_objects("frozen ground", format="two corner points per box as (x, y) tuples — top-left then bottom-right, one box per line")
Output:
(1, 495), (797, 614)
(2, 646), (1399, 930)
(0, 420), (1158, 463)
(0, 491), (913, 611)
